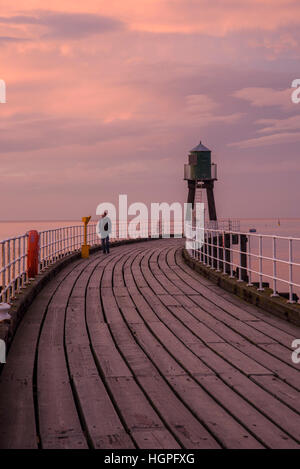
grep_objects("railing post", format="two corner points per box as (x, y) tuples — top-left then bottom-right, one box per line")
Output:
(192, 223), (195, 258)
(17, 237), (21, 293)
(229, 232), (234, 278)
(48, 230), (51, 264)
(288, 238), (295, 303)
(209, 230), (213, 267)
(63, 227), (66, 256)
(222, 231), (226, 274)
(271, 236), (278, 297)
(201, 231), (204, 263)
(203, 232), (207, 265)
(58, 229), (61, 258)
(237, 233), (242, 282)
(12, 238), (16, 297)
(7, 240), (11, 301)
(22, 235), (26, 287)
(1, 243), (5, 302)
(258, 235), (264, 291)
(247, 235), (253, 286)
(239, 234), (248, 282)
(211, 229), (216, 269)
(56, 229), (58, 258)
(216, 230), (220, 271)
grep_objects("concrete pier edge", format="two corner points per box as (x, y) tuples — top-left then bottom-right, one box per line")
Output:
(182, 248), (300, 327)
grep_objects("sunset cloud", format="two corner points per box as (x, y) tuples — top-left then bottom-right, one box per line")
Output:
(0, 11), (124, 39)
(0, 1), (300, 219)
(256, 115), (300, 133)
(229, 131), (300, 148)
(233, 87), (292, 109)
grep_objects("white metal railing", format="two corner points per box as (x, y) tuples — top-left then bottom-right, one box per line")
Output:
(38, 223), (100, 272)
(0, 220), (185, 303)
(0, 224), (103, 303)
(205, 219), (240, 231)
(186, 224), (300, 304)
(0, 234), (28, 303)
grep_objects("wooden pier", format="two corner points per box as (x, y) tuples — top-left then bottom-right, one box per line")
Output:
(0, 238), (299, 449)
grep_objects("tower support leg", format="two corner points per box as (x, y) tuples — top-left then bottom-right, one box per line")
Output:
(205, 181), (217, 221)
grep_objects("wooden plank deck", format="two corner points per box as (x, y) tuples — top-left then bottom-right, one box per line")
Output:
(0, 238), (299, 449)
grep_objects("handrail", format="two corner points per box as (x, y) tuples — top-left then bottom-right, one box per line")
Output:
(1, 235), (28, 303)
(0, 220), (185, 302)
(185, 224), (300, 304)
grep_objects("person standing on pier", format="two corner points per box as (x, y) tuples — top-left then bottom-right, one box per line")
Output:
(99, 210), (111, 254)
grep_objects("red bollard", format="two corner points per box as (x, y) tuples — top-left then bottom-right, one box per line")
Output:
(27, 230), (40, 278)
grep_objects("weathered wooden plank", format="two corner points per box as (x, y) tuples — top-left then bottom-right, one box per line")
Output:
(106, 376), (168, 432)
(157, 294), (181, 307)
(209, 315), (276, 345)
(195, 374), (298, 449)
(220, 291), (300, 334)
(67, 344), (134, 448)
(188, 293), (257, 323)
(109, 322), (158, 377)
(63, 256), (136, 449)
(128, 323), (187, 376)
(115, 295), (137, 311)
(158, 249), (200, 295)
(37, 257), (105, 449)
(89, 323), (132, 378)
(86, 286), (105, 324)
(101, 288), (123, 324)
(38, 345), (88, 449)
(167, 374), (263, 449)
(168, 306), (225, 344)
(0, 258), (85, 449)
(188, 343), (239, 375)
(108, 320), (220, 448)
(143, 322), (214, 376)
(127, 292), (160, 323)
(0, 350), (38, 448)
(221, 371), (300, 442)
(244, 320), (297, 348)
(259, 342), (300, 369)
(250, 375), (300, 414)
(131, 429), (180, 449)
(137, 375), (220, 449)
(2, 238), (299, 450)
(211, 343), (273, 376)
(185, 306), (248, 345)
(73, 375), (134, 449)
(233, 341), (300, 391)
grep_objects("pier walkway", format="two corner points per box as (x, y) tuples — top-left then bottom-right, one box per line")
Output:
(0, 238), (299, 449)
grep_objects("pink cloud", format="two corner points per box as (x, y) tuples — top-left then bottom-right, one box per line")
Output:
(229, 131), (300, 148)
(233, 87), (292, 109)
(1, 2), (300, 219)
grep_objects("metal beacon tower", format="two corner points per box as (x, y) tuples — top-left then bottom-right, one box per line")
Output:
(184, 140), (217, 222)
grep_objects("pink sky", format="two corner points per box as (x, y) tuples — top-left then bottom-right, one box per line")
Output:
(1, 0), (300, 220)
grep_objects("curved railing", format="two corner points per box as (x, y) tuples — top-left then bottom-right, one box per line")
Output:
(0, 234), (28, 302)
(0, 223), (100, 303)
(0, 220), (186, 303)
(185, 224), (300, 304)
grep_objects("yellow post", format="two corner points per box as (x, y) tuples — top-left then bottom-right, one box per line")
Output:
(81, 216), (91, 258)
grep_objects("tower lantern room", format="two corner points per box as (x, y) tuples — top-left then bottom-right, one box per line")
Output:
(184, 141), (217, 182)
(184, 140), (218, 221)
